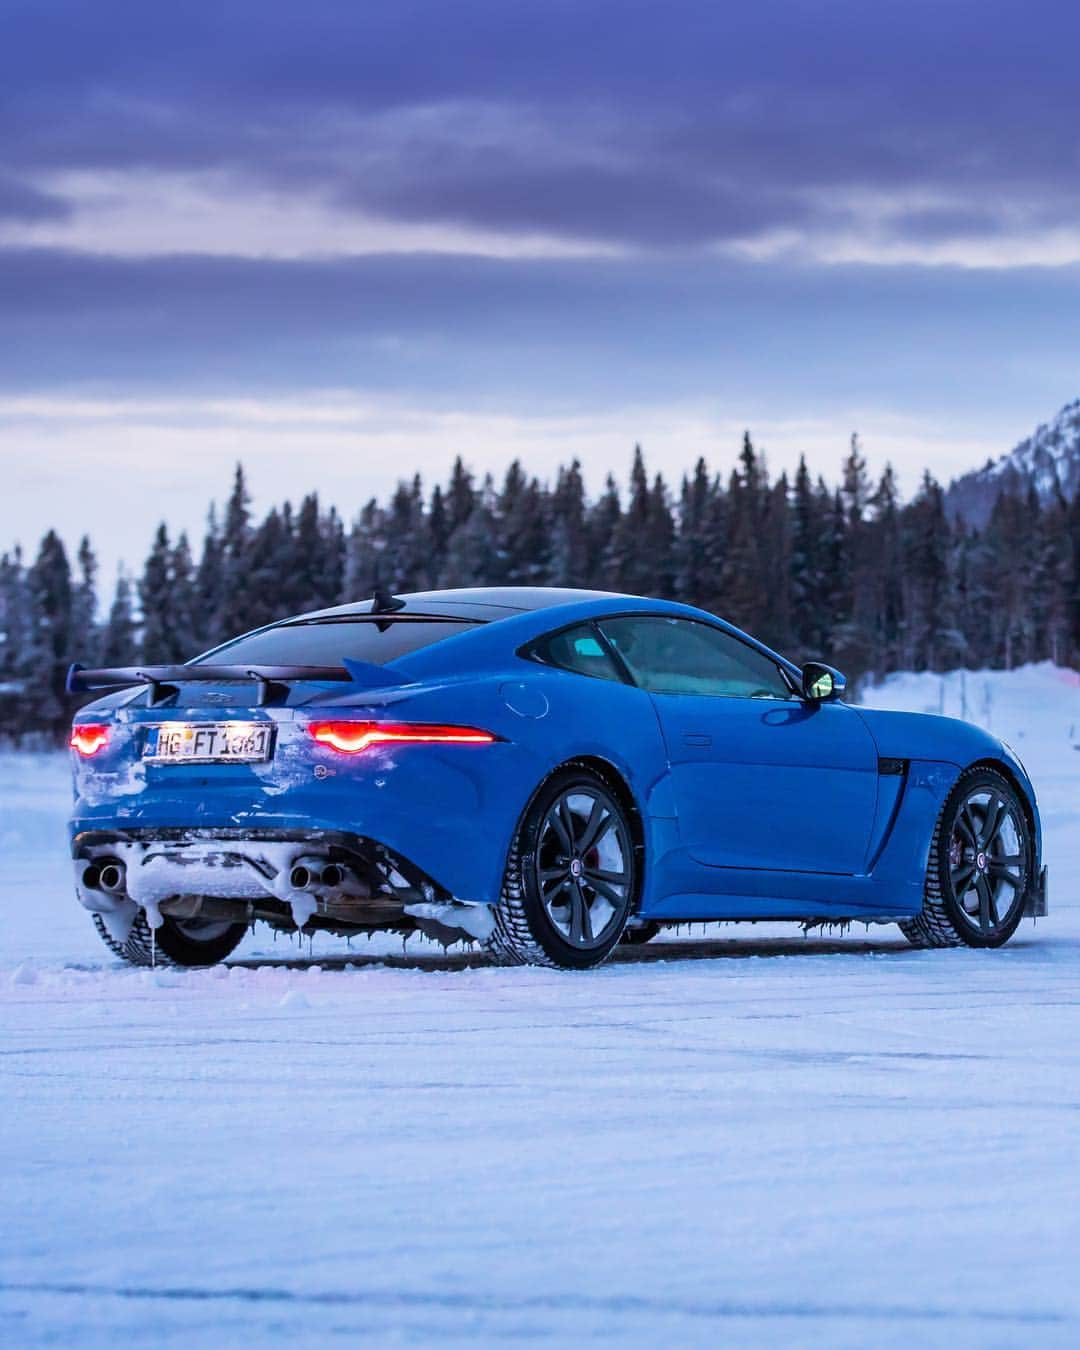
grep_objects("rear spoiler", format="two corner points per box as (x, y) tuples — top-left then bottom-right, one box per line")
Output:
(67, 659), (405, 705)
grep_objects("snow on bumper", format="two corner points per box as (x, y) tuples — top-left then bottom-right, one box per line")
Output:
(71, 828), (497, 942)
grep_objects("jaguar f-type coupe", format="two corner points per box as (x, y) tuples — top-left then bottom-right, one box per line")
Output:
(68, 587), (1047, 968)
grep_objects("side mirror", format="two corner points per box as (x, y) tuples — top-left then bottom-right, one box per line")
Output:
(801, 661), (846, 703)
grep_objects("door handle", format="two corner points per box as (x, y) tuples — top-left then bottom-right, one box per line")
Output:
(683, 733), (712, 747)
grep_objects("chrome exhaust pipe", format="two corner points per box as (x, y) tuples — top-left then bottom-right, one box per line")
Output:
(98, 862), (126, 894)
(288, 856), (349, 891)
(289, 862), (314, 890)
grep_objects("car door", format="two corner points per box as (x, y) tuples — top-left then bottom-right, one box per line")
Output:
(597, 615), (879, 876)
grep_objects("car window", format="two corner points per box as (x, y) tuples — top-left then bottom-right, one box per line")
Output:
(527, 623), (625, 683)
(597, 616), (790, 699)
(195, 618), (479, 668)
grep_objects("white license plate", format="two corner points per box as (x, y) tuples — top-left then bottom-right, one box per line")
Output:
(144, 722), (274, 763)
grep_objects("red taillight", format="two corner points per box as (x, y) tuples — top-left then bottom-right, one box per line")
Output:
(70, 724), (110, 757)
(308, 721), (497, 754)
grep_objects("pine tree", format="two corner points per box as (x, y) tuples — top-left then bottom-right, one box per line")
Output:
(169, 532), (200, 660)
(27, 530), (73, 730)
(382, 477), (429, 592)
(0, 547), (33, 736)
(71, 536), (100, 669)
(1068, 489), (1080, 665)
(604, 446), (652, 593)
(343, 498), (381, 599)
(101, 572), (138, 668)
(427, 484), (449, 586)
(718, 436), (768, 633)
(673, 457), (714, 604)
(194, 505), (226, 651)
(245, 507), (291, 631)
(820, 488), (853, 660)
(493, 461), (550, 585)
(901, 472), (952, 671)
(587, 474), (622, 584)
(867, 464), (904, 675)
(446, 457), (475, 536)
(549, 460), (588, 586)
(789, 456), (823, 657)
(292, 493), (326, 611)
(441, 476), (498, 586)
(759, 473), (792, 651)
(840, 433), (876, 674)
(139, 523), (174, 662)
(217, 463), (255, 636)
(322, 506), (347, 604)
(644, 472), (676, 598)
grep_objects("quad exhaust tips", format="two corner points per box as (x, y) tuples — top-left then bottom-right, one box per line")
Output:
(77, 848), (370, 916)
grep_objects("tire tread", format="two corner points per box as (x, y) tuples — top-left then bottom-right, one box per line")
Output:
(899, 766), (1030, 950)
(486, 764), (636, 969)
(92, 912), (177, 967)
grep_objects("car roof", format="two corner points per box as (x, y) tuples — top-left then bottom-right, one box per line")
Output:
(299, 587), (632, 623)
(261, 588), (803, 685)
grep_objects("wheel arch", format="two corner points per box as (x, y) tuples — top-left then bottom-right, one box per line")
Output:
(967, 756), (1039, 856)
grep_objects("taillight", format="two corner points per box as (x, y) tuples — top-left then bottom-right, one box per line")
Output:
(308, 721), (498, 754)
(70, 724), (110, 757)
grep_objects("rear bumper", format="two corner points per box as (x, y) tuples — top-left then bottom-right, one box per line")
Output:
(69, 731), (537, 905)
(70, 826), (494, 941)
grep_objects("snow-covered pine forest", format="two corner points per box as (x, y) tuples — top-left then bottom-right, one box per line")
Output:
(2, 433), (1078, 740)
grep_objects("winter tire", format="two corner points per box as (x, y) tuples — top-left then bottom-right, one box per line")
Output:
(900, 767), (1034, 950)
(92, 911), (248, 968)
(488, 767), (638, 969)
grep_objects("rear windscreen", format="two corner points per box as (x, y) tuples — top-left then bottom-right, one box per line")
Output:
(194, 619), (480, 668)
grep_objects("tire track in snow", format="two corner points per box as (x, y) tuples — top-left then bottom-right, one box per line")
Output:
(0, 1280), (1069, 1327)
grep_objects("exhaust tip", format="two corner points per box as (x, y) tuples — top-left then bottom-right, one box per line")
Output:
(98, 862), (125, 894)
(81, 863), (102, 891)
(321, 863), (344, 888)
(289, 864), (312, 891)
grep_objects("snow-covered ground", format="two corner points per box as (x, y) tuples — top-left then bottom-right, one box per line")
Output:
(2, 664), (1078, 1347)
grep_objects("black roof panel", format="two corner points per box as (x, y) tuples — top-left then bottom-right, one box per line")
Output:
(301, 587), (628, 623)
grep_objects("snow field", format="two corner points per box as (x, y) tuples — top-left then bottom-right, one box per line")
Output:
(1, 664), (1078, 1346)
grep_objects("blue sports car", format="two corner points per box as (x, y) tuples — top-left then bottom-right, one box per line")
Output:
(67, 587), (1048, 969)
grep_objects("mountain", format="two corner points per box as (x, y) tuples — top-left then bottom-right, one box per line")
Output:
(946, 397), (1080, 526)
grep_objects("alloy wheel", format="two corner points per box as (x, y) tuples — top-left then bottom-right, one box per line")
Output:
(534, 785), (634, 950)
(946, 786), (1029, 939)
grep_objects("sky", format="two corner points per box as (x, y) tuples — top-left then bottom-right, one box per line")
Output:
(2, 0), (1080, 582)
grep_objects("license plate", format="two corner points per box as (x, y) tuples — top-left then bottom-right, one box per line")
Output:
(144, 722), (275, 764)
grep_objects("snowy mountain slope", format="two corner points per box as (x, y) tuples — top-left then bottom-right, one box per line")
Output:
(859, 661), (1079, 898)
(1, 665), (1078, 1347)
(947, 397), (1080, 525)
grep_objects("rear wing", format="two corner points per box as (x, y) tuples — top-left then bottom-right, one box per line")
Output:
(66, 661), (387, 706)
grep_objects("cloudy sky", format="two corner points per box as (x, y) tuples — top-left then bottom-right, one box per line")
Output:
(3, 0), (1079, 577)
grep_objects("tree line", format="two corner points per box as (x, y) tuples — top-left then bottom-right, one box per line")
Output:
(2, 435), (1077, 741)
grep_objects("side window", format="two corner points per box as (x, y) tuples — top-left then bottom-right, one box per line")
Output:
(597, 616), (790, 699)
(526, 623), (625, 683)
